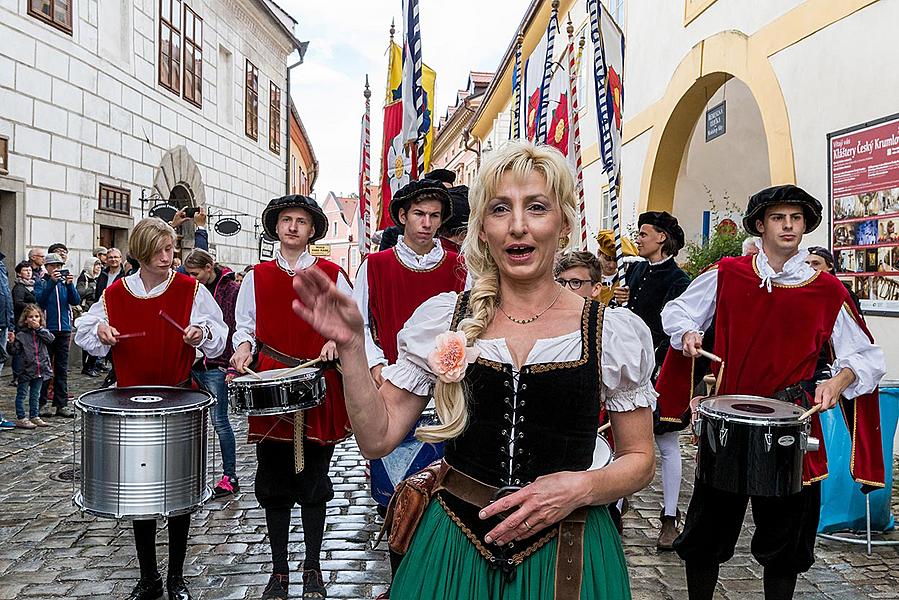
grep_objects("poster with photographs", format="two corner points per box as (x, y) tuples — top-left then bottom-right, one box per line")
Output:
(829, 113), (899, 313)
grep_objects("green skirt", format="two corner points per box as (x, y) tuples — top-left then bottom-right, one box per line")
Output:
(391, 500), (631, 599)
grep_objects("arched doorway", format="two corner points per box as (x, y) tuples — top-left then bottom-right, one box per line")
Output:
(637, 30), (796, 233)
(153, 146), (206, 254)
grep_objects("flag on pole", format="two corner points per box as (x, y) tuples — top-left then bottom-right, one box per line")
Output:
(358, 79), (372, 254)
(536, 1), (560, 144)
(511, 33), (523, 140)
(401, 0), (426, 177)
(545, 62), (569, 156)
(521, 27), (548, 142)
(588, 0), (626, 285)
(567, 24), (588, 248)
(379, 41), (436, 229)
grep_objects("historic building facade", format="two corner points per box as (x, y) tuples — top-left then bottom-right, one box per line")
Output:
(0, 0), (304, 270)
(288, 98), (318, 196)
(432, 71), (493, 187)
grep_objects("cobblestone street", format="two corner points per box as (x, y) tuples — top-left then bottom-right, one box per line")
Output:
(1, 371), (898, 599)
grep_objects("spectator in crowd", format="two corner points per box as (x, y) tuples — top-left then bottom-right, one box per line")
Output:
(554, 251), (603, 300)
(172, 257), (182, 270)
(34, 253), (80, 418)
(76, 258), (103, 377)
(183, 248), (240, 499)
(235, 265), (252, 286)
(47, 243), (72, 270)
(0, 230), (16, 377)
(742, 237), (760, 256)
(12, 262), (36, 326)
(10, 304), (53, 430)
(95, 247), (128, 299)
(28, 248), (46, 278)
(170, 206), (209, 255)
(93, 246), (108, 266)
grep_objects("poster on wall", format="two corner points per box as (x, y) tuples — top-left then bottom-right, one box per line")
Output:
(828, 112), (899, 314)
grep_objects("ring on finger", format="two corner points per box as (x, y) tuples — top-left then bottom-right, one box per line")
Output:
(523, 520), (532, 531)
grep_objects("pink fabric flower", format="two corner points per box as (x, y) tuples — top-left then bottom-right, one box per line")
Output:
(427, 331), (481, 384)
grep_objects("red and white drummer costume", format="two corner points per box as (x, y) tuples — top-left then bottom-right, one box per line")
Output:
(656, 186), (885, 599)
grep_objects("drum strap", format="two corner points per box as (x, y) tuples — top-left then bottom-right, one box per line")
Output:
(258, 343), (308, 473)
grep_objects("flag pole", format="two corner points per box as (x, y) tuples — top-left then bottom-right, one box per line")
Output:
(567, 18), (587, 250)
(512, 31), (524, 140)
(588, 0), (626, 288)
(536, 0), (560, 143)
(362, 75), (372, 254)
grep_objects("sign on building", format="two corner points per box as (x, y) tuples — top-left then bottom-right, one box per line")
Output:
(705, 101), (726, 142)
(309, 244), (331, 257)
(828, 112), (899, 314)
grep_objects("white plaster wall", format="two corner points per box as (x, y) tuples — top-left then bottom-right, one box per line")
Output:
(623, 0), (804, 117)
(0, 0), (294, 270)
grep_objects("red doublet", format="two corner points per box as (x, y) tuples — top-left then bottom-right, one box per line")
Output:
(247, 259), (351, 445)
(367, 248), (466, 363)
(104, 273), (197, 387)
(655, 255), (884, 487)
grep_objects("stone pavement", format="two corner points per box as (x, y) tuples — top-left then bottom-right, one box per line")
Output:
(0, 370), (897, 599)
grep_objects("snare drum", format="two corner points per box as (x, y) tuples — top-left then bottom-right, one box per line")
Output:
(74, 387), (214, 520)
(228, 367), (325, 416)
(695, 395), (814, 497)
(589, 433), (614, 470)
(370, 409), (444, 507)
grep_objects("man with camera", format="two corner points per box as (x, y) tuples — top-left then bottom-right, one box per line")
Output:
(35, 252), (81, 418)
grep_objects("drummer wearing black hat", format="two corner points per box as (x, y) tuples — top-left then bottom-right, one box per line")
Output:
(230, 194), (353, 600)
(656, 184), (886, 599)
(612, 210), (691, 549)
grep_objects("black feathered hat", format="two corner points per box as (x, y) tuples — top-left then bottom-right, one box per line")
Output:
(440, 185), (470, 233)
(261, 195), (328, 243)
(638, 211), (685, 251)
(389, 179), (453, 227)
(423, 168), (456, 185)
(743, 184), (822, 236)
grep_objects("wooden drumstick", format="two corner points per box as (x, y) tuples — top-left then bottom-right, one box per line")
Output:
(799, 404), (822, 421)
(280, 357), (323, 378)
(243, 367), (262, 380)
(597, 422), (612, 434)
(697, 349), (723, 363)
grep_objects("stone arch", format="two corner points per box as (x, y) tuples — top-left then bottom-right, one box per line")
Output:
(153, 145), (205, 250)
(153, 145), (206, 208)
(638, 30), (794, 213)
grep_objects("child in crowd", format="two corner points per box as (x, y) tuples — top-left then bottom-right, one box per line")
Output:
(11, 304), (54, 429)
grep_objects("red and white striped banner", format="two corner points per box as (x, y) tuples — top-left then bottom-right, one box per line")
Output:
(358, 79), (372, 254)
(567, 23), (587, 249)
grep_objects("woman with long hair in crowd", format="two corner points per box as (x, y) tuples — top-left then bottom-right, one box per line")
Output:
(288, 140), (657, 599)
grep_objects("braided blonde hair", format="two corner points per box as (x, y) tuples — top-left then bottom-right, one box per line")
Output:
(415, 140), (579, 443)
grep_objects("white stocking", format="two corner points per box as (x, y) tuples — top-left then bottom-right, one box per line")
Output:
(655, 431), (682, 517)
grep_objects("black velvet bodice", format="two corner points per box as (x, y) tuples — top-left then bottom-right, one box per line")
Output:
(444, 293), (605, 488)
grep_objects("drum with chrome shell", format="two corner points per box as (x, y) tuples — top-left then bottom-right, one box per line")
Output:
(694, 395), (818, 497)
(228, 367), (325, 416)
(75, 387), (215, 519)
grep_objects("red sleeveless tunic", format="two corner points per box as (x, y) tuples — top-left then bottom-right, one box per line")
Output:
(247, 259), (352, 445)
(367, 248), (466, 363)
(104, 273), (197, 387)
(655, 255), (884, 487)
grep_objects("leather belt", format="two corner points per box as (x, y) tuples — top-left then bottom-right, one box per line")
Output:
(258, 342), (302, 367)
(436, 463), (587, 598)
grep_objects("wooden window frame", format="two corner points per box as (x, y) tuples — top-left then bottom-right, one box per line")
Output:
(28, 0), (73, 35)
(182, 5), (203, 107)
(158, 0), (182, 96)
(269, 82), (281, 154)
(245, 60), (259, 141)
(98, 183), (132, 215)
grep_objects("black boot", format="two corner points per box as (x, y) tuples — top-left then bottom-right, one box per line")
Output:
(127, 575), (163, 600)
(261, 574), (289, 599)
(166, 575), (192, 600)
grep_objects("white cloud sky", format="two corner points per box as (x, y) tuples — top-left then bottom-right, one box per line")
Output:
(279, 1), (525, 197)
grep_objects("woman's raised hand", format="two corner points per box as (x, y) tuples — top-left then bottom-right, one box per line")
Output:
(291, 267), (364, 346)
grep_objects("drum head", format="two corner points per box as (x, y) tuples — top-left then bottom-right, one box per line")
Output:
(699, 395), (804, 423)
(76, 386), (213, 413)
(232, 367), (318, 385)
(589, 434), (614, 470)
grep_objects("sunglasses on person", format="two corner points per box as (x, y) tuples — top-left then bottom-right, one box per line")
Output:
(555, 277), (596, 291)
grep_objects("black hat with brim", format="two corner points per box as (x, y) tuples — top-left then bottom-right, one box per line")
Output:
(440, 185), (470, 232)
(423, 168), (456, 185)
(743, 184), (822, 236)
(261, 195), (328, 243)
(638, 211), (685, 251)
(389, 179), (453, 228)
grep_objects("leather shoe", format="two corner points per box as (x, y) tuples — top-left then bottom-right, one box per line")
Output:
(127, 575), (163, 600)
(657, 508), (681, 551)
(261, 574), (289, 599)
(166, 575), (192, 600)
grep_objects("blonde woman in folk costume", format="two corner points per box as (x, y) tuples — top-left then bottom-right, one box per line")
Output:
(288, 140), (657, 599)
